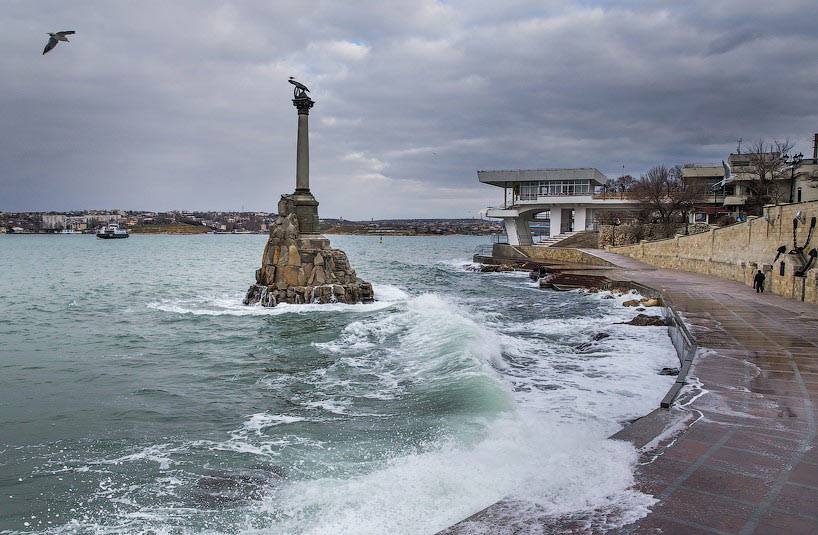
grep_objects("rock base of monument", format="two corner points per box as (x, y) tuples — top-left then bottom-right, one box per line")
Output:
(243, 194), (374, 307)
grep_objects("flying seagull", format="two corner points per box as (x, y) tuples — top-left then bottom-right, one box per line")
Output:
(288, 77), (310, 98)
(711, 160), (736, 191)
(43, 31), (75, 55)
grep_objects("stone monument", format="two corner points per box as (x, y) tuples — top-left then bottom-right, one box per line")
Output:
(243, 79), (374, 307)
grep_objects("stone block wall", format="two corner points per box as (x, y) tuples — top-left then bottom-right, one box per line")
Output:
(492, 243), (614, 266)
(599, 222), (710, 248)
(610, 200), (818, 304)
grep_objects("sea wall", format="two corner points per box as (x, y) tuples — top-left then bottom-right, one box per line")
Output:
(491, 243), (613, 266)
(610, 200), (818, 304)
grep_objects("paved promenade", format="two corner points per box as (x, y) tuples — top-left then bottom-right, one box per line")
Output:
(443, 251), (818, 534)
(588, 250), (818, 534)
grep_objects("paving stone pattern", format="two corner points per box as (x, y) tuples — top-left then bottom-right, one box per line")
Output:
(592, 250), (818, 535)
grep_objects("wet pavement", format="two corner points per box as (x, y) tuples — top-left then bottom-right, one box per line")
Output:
(589, 250), (818, 534)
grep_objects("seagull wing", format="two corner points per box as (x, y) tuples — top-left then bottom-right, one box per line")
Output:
(43, 36), (58, 54)
(56, 31), (76, 36)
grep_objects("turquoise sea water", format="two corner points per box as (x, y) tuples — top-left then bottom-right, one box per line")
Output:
(0, 234), (678, 534)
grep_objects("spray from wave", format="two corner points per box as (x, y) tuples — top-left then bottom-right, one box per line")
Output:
(146, 284), (408, 316)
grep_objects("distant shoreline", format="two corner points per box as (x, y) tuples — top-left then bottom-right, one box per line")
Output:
(1, 231), (496, 237)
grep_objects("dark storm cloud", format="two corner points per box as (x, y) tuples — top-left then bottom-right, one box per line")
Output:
(2, 0), (817, 217)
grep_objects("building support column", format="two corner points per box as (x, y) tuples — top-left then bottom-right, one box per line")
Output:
(574, 207), (587, 232)
(503, 216), (533, 246)
(548, 209), (562, 237)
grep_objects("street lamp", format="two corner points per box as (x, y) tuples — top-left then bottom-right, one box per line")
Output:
(786, 152), (804, 203)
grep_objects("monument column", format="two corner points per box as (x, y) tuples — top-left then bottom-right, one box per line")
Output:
(290, 94), (320, 235)
(243, 77), (374, 307)
(294, 97), (313, 192)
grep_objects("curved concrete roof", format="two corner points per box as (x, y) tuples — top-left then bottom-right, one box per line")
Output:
(477, 168), (607, 187)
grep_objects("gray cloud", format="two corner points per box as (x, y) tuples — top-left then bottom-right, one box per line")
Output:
(2, 0), (817, 217)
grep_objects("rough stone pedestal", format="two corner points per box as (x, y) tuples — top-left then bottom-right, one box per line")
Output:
(244, 195), (374, 307)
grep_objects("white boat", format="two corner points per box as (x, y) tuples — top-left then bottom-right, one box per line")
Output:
(96, 223), (129, 239)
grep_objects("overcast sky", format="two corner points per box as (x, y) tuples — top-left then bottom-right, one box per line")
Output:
(2, 1), (817, 218)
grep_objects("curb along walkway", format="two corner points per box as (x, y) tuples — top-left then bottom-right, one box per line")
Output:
(442, 251), (818, 534)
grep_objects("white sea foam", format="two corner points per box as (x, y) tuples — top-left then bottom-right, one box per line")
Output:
(435, 258), (480, 272)
(237, 290), (673, 533)
(242, 413), (307, 434)
(255, 414), (655, 535)
(55, 275), (675, 533)
(93, 444), (180, 471)
(146, 284), (408, 316)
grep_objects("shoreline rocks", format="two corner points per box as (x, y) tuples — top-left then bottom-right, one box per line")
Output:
(617, 314), (669, 326)
(244, 195), (374, 307)
(623, 297), (662, 307)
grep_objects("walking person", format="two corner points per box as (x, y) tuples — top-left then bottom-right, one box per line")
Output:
(753, 269), (766, 293)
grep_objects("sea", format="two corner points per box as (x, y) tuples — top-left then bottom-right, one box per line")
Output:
(0, 234), (679, 534)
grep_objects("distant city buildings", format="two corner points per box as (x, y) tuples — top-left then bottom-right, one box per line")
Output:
(0, 210), (500, 236)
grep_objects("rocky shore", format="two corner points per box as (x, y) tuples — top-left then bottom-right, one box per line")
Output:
(244, 195), (374, 307)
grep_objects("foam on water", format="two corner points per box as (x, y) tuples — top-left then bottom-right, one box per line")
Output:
(255, 414), (655, 534)
(244, 290), (674, 534)
(146, 284), (408, 316)
(2, 236), (682, 534)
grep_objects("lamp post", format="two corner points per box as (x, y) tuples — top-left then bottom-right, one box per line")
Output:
(786, 152), (804, 204)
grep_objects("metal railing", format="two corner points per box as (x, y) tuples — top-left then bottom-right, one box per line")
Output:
(473, 244), (493, 257)
(591, 192), (641, 200)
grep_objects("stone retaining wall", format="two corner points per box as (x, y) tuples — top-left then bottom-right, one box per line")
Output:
(610, 200), (818, 304)
(492, 243), (614, 266)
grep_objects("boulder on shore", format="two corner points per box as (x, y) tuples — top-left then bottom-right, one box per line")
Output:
(479, 264), (514, 273)
(623, 297), (663, 307)
(617, 314), (669, 326)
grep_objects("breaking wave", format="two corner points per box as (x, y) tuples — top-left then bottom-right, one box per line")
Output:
(4, 236), (680, 534)
(146, 284), (408, 316)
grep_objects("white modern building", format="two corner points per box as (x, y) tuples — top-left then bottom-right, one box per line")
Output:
(478, 168), (641, 245)
(41, 214), (67, 229)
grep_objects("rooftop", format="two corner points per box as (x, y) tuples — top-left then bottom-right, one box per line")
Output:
(477, 168), (608, 187)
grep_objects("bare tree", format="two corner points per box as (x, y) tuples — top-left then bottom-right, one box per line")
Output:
(603, 174), (635, 193)
(616, 174), (636, 192)
(743, 139), (794, 214)
(632, 165), (704, 236)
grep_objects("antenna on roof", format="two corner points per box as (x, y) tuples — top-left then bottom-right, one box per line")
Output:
(737, 138), (742, 154)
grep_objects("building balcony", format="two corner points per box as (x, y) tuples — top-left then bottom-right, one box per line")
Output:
(507, 192), (642, 206)
(591, 192), (640, 201)
(692, 194), (727, 204)
(723, 195), (748, 206)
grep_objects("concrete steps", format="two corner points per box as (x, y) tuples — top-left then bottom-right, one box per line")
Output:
(534, 231), (579, 247)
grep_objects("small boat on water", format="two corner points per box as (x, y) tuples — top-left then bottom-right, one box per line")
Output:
(96, 223), (129, 239)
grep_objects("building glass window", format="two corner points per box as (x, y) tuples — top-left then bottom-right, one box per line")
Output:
(517, 179), (593, 197)
(519, 183), (537, 200)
